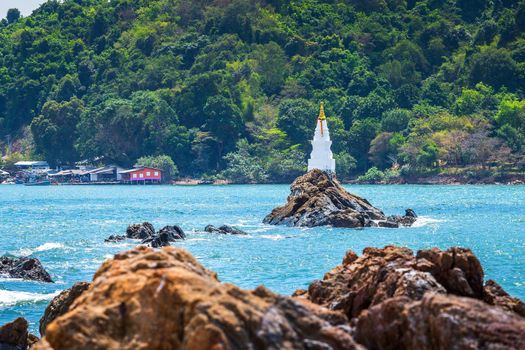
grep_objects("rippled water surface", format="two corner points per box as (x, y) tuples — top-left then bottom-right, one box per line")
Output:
(0, 184), (524, 333)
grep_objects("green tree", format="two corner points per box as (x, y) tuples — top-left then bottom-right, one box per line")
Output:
(222, 139), (268, 183)
(381, 109), (411, 132)
(30, 98), (84, 165)
(277, 99), (317, 148)
(334, 152), (357, 181)
(6, 8), (20, 24)
(469, 47), (521, 90)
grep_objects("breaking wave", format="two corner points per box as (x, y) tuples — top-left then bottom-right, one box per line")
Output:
(16, 242), (66, 256)
(0, 290), (59, 307)
(411, 216), (444, 228)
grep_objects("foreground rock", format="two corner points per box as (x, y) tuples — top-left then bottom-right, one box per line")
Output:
(264, 169), (416, 228)
(483, 279), (525, 316)
(35, 246), (360, 350)
(355, 293), (525, 350)
(297, 246), (525, 319)
(40, 282), (90, 336)
(0, 317), (39, 350)
(204, 224), (248, 235)
(0, 256), (53, 282)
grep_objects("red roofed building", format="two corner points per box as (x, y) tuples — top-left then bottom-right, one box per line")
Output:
(119, 167), (162, 184)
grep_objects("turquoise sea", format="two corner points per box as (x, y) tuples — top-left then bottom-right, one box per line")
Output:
(0, 184), (524, 333)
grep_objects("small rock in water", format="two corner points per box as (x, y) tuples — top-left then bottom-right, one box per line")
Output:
(141, 225), (186, 248)
(204, 225), (247, 235)
(0, 317), (39, 350)
(126, 222), (155, 239)
(264, 169), (417, 228)
(104, 235), (127, 243)
(157, 225), (186, 240)
(40, 282), (91, 336)
(0, 256), (53, 282)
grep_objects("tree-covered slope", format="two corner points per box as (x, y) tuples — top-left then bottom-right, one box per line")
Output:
(0, 0), (524, 181)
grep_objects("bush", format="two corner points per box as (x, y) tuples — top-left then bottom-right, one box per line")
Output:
(357, 167), (385, 183)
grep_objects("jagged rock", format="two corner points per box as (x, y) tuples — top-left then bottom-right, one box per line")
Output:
(354, 293), (525, 350)
(40, 282), (90, 336)
(204, 224), (248, 235)
(140, 225), (186, 248)
(483, 279), (525, 317)
(140, 231), (172, 248)
(301, 246), (446, 318)
(0, 256), (53, 282)
(416, 247), (484, 298)
(104, 235), (126, 243)
(0, 317), (39, 350)
(298, 245), (521, 319)
(34, 246), (361, 350)
(263, 169), (416, 228)
(125, 222), (155, 239)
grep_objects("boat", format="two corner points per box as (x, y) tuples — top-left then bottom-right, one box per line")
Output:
(24, 180), (51, 186)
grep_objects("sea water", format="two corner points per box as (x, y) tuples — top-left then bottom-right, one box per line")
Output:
(0, 184), (524, 333)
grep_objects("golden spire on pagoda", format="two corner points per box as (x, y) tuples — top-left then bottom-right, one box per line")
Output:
(318, 102), (326, 120)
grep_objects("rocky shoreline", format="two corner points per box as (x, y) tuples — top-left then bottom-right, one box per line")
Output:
(1, 244), (522, 349)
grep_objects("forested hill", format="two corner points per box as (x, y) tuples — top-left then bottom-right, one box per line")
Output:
(0, 0), (524, 182)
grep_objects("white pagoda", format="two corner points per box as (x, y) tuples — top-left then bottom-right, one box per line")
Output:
(307, 102), (336, 173)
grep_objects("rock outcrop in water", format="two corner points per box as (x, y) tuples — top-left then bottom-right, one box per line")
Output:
(126, 222), (155, 239)
(0, 317), (39, 350)
(105, 223), (186, 247)
(0, 256), (53, 282)
(40, 282), (90, 336)
(263, 169), (417, 228)
(34, 246), (360, 350)
(204, 224), (248, 235)
(31, 245), (525, 350)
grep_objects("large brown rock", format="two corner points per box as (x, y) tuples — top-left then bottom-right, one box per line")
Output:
(263, 169), (416, 228)
(416, 247), (484, 298)
(301, 246), (446, 318)
(354, 293), (525, 350)
(483, 279), (525, 317)
(0, 317), (39, 350)
(39, 282), (90, 336)
(34, 246), (362, 350)
(297, 246), (516, 319)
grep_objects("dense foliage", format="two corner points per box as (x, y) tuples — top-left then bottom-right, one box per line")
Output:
(0, 0), (524, 182)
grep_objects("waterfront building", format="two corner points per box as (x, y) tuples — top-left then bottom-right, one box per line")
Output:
(14, 161), (50, 172)
(119, 167), (162, 184)
(307, 102), (336, 173)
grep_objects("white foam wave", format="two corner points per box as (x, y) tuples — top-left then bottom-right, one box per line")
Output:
(0, 290), (60, 307)
(16, 242), (66, 256)
(411, 216), (444, 228)
(187, 238), (210, 242)
(260, 234), (286, 241)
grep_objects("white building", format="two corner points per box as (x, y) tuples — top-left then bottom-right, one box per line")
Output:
(14, 161), (50, 171)
(307, 102), (336, 173)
